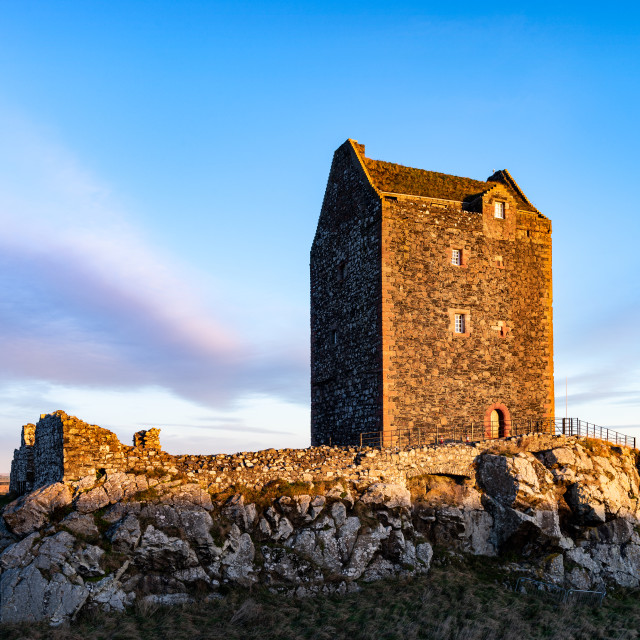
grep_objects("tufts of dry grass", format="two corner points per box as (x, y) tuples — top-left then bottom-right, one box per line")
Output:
(2, 560), (640, 640)
(210, 478), (346, 509)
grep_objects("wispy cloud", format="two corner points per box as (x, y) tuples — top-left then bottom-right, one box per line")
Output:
(136, 419), (292, 435)
(553, 303), (640, 429)
(0, 114), (308, 409)
(555, 389), (640, 408)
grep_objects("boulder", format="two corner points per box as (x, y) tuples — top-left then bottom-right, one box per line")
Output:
(88, 574), (134, 612)
(160, 484), (212, 510)
(178, 509), (221, 563)
(0, 532), (41, 570)
(477, 455), (542, 509)
(70, 543), (105, 578)
(134, 525), (200, 572)
(261, 546), (324, 588)
(108, 514), (141, 553)
(336, 516), (361, 562)
(544, 447), (577, 468)
(3, 483), (72, 535)
(174, 566), (209, 583)
(360, 483), (411, 510)
(307, 496), (325, 521)
(75, 486), (109, 514)
(102, 472), (135, 503)
(462, 509), (495, 556)
(565, 483), (606, 525)
(0, 564), (86, 625)
(139, 504), (181, 530)
(483, 498), (560, 554)
(60, 512), (100, 538)
(221, 531), (256, 586)
(344, 522), (391, 579)
(102, 501), (142, 524)
(33, 531), (76, 571)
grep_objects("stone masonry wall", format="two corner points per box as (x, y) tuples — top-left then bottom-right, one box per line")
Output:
(311, 140), (554, 446)
(10, 412), (168, 494)
(33, 416), (65, 487)
(11, 411), (583, 497)
(8, 425), (36, 495)
(381, 188), (554, 433)
(310, 140), (384, 445)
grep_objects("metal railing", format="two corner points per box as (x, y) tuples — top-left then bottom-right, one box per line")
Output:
(515, 577), (606, 606)
(355, 417), (636, 450)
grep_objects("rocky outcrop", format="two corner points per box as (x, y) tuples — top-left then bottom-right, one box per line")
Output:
(0, 474), (433, 625)
(1, 430), (640, 627)
(3, 483), (73, 536)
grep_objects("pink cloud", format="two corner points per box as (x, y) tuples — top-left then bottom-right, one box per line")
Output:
(0, 120), (308, 408)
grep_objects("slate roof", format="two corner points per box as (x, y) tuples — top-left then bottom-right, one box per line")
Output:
(360, 154), (538, 213)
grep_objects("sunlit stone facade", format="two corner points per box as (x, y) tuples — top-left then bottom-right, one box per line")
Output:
(310, 140), (554, 445)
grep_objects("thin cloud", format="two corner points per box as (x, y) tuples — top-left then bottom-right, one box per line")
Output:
(556, 389), (640, 407)
(0, 116), (308, 410)
(136, 420), (292, 435)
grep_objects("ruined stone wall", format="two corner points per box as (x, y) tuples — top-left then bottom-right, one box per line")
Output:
(33, 416), (65, 487)
(10, 412), (170, 494)
(381, 188), (554, 433)
(11, 412), (586, 499)
(8, 424), (36, 495)
(310, 141), (383, 445)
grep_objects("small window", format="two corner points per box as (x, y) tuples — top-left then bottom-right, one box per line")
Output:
(454, 314), (465, 334)
(494, 255), (504, 268)
(451, 249), (461, 266)
(331, 329), (338, 345)
(494, 202), (505, 219)
(337, 262), (346, 281)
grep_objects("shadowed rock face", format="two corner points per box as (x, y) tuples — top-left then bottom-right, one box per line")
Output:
(1, 433), (640, 626)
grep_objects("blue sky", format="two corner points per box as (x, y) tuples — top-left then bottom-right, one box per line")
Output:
(1, 1), (639, 469)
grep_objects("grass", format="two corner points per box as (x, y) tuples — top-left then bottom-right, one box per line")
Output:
(2, 561), (639, 640)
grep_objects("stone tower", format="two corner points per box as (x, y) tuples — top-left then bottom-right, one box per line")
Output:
(310, 139), (554, 446)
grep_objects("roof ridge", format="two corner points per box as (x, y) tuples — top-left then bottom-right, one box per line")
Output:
(490, 169), (539, 213)
(349, 142), (539, 214)
(347, 139), (381, 197)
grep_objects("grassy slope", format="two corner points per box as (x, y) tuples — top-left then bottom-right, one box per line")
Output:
(2, 559), (639, 640)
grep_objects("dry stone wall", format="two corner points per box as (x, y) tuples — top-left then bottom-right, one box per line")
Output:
(8, 425), (36, 495)
(10, 412), (569, 496)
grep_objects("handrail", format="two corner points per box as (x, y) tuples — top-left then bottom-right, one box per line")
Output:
(352, 418), (636, 450)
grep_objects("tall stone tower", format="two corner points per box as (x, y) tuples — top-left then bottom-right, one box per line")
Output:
(310, 139), (554, 446)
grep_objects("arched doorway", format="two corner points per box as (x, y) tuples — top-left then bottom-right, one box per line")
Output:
(489, 409), (504, 439)
(484, 403), (511, 439)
